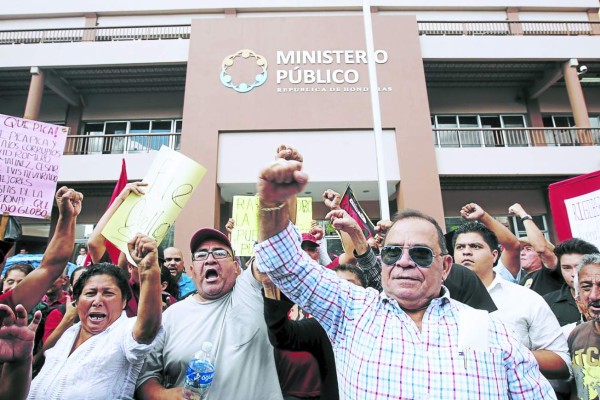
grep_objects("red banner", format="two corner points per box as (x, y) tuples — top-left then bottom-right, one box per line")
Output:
(339, 185), (376, 239)
(548, 170), (600, 247)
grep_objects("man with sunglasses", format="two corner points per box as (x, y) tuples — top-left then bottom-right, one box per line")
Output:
(136, 228), (283, 400)
(254, 151), (554, 399)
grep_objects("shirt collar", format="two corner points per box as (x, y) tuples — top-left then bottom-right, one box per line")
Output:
(381, 285), (451, 308)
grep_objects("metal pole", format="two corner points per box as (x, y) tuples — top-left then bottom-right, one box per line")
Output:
(362, 0), (390, 220)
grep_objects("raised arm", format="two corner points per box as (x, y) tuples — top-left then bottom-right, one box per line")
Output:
(9, 187), (81, 313)
(127, 234), (162, 344)
(460, 203), (521, 278)
(0, 304), (41, 400)
(42, 297), (77, 353)
(87, 182), (147, 264)
(322, 189), (356, 265)
(508, 203), (558, 270)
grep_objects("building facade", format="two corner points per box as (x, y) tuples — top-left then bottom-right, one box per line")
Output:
(0, 1), (599, 259)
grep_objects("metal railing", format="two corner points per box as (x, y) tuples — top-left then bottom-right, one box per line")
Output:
(63, 132), (181, 155)
(0, 20), (598, 44)
(418, 20), (600, 36)
(0, 24), (191, 45)
(433, 127), (600, 148)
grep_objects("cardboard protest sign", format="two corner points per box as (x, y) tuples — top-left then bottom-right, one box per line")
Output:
(549, 170), (600, 248)
(340, 185), (376, 239)
(102, 146), (206, 264)
(231, 196), (313, 256)
(0, 114), (68, 219)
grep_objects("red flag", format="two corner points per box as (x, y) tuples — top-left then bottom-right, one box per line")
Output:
(83, 159), (128, 266)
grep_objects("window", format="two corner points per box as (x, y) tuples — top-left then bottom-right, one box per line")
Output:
(542, 114), (600, 145)
(432, 114), (527, 147)
(81, 119), (182, 155)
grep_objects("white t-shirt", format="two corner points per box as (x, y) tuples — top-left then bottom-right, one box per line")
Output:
(29, 312), (162, 400)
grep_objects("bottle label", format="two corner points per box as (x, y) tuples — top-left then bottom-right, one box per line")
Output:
(185, 365), (214, 389)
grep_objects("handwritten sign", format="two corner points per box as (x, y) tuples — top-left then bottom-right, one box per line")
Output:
(295, 197), (313, 233)
(231, 196), (259, 257)
(231, 196), (312, 256)
(102, 146), (206, 264)
(565, 188), (600, 249)
(0, 114), (68, 219)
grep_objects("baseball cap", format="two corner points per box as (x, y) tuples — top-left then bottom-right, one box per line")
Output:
(301, 233), (319, 247)
(0, 240), (14, 265)
(190, 228), (232, 253)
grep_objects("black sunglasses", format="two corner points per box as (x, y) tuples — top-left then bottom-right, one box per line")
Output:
(380, 245), (441, 268)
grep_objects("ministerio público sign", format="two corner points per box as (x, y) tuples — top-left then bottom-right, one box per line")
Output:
(220, 48), (392, 94)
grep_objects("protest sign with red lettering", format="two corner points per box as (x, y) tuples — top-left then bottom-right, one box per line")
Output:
(0, 114), (68, 219)
(549, 170), (600, 249)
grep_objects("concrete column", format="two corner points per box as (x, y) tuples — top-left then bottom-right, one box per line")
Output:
(525, 93), (546, 145)
(83, 13), (98, 42)
(588, 8), (600, 35)
(563, 59), (592, 144)
(65, 105), (83, 136)
(23, 67), (45, 120)
(506, 7), (523, 35)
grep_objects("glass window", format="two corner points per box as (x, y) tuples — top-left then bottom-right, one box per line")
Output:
(82, 122), (105, 155)
(104, 122), (128, 154)
(150, 120), (172, 151)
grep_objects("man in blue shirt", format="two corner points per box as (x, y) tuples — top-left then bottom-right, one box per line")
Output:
(163, 247), (195, 298)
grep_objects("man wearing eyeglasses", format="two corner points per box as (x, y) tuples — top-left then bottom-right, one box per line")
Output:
(136, 228), (283, 400)
(163, 247), (195, 298)
(254, 150), (554, 399)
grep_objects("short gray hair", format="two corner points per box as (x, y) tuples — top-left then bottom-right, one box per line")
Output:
(574, 253), (600, 297)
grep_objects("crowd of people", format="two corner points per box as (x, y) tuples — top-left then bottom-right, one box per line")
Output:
(0, 145), (598, 399)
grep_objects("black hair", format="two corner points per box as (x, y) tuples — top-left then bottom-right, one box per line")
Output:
(391, 209), (448, 254)
(69, 266), (88, 286)
(4, 263), (35, 277)
(160, 265), (180, 300)
(335, 264), (367, 288)
(452, 221), (501, 266)
(554, 238), (599, 269)
(72, 263), (131, 303)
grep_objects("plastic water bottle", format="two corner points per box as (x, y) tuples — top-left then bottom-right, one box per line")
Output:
(182, 342), (215, 400)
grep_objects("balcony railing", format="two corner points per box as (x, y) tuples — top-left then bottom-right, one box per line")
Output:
(433, 127), (600, 148)
(418, 20), (600, 36)
(0, 24), (191, 45)
(0, 20), (598, 45)
(64, 132), (181, 155)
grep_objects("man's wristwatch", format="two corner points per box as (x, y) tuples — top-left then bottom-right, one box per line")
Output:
(521, 215), (533, 221)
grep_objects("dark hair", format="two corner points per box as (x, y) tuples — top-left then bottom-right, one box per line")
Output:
(335, 264), (367, 288)
(391, 209), (448, 254)
(160, 265), (180, 300)
(72, 263), (131, 303)
(554, 238), (599, 268)
(452, 221), (501, 266)
(4, 263), (35, 277)
(70, 266), (88, 286)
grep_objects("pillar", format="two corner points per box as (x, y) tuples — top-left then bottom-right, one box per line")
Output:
(23, 67), (45, 120)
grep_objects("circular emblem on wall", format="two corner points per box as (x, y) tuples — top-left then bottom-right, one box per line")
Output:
(220, 49), (268, 93)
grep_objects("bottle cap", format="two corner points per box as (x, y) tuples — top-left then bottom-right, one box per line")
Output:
(201, 341), (213, 353)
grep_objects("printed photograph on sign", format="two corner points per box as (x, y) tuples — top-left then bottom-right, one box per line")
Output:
(0, 114), (68, 219)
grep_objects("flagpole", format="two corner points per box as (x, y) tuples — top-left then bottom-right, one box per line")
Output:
(362, 0), (390, 221)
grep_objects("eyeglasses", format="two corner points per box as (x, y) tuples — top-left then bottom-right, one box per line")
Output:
(380, 245), (442, 268)
(192, 249), (232, 262)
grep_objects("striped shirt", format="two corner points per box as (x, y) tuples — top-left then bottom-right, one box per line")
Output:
(256, 223), (556, 400)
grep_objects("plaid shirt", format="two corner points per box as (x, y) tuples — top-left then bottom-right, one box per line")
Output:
(256, 223), (556, 399)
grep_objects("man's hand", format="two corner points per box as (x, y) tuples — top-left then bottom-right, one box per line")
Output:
(322, 189), (342, 210)
(508, 203), (528, 219)
(225, 218), (235, 234)
(325, 209), (360, 233)
(276, 145), (303, 162)
(310, 221), (324, 241)
(55, 186), (83, 218)
(257, 159), (308, 206)
(374, 219), (392, 246)
(0, 304), (41, 363)
(127, 234), (159, 273)
(64, 295), (77, 320)
(460, 203), (486, 221)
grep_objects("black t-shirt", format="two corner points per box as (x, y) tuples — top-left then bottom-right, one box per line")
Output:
(520, 265), (564, 297)
(543, 284), (581, 327)
(445, 263), (497, 313)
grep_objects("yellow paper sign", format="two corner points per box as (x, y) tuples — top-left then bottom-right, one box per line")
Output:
(295, 197), (313, 233)
(102, 146), (207, 264)
(230, 196), (313, 256)
(230, 195), (259, 257)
